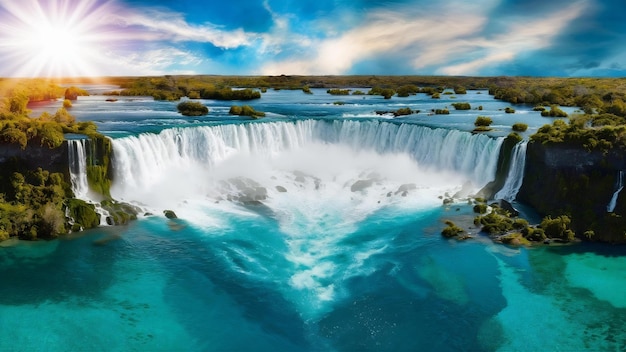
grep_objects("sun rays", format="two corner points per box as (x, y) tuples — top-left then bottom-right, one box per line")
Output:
(0, 0), (118, 77)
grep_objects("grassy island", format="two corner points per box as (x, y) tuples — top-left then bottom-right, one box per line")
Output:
(177, 101), (209, 116)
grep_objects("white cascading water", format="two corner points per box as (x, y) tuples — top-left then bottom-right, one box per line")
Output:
(75, 119), (506, 316)
(607, 170), (624, 212)
(67, 139), (89, 199)
(109, 119), (503, 199)
(494, 141), (528, 202)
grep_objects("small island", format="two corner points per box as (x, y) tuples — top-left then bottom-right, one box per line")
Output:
(177, 101), (209, 116)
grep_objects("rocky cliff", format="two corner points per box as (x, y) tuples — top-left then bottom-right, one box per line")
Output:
(517, 142), (626, 243)
(0, 142), (69, 177)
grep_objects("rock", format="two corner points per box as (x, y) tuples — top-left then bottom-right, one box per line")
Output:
(163, 210), (177, 219)
(395, 183), (416, 195)
(351, 179), (374, 192)
(497, 199), (519, 217)
(276, 185), (287, 193)
(101, 200), (140, 225)
(65, 198), (100, 230)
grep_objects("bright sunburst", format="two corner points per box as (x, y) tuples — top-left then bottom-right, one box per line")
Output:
(0, 0), (117, 77)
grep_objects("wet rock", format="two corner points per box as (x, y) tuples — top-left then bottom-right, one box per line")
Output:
(163, 210), (178, 219)
(351, 179), (374, 192)
(395, 183), (416, 195)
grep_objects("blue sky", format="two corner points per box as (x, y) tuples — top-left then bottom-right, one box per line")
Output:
(0, 0), (624, 77)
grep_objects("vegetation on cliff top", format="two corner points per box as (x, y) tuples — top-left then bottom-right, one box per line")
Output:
(532, 114), (626, 152)
(0, 79), (109, 241)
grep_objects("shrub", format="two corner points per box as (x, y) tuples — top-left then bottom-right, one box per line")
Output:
(512, 123), (528, 132)
(177, 101), (209, 116)
(0, 127), (28, 149)
(451, 102), (471, 110)
(394, 107), (413, 116)
(368, 87), (395, 99)
(541, 105), (568, 117)
(327, 89), (351, 95)
(506, 132), (523, 144)
(474, 116), (493, 127)
(396, 85), (420, 97)
(441, 220), (464, 238)
(477, 212), (513, 235)
(230, 105), (265, 118)
(454, 87), (467, 94)
(187, 91), (201, 99)
(540, 215), (575, 241)
(473, 203), (488, 214)
(63, 99), (72, 108)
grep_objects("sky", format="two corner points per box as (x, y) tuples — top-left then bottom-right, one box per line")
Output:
(0, 0), (624, 77)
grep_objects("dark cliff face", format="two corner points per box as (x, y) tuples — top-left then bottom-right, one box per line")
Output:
(518, 142), (626, 243)
(0, 142), (69, 177)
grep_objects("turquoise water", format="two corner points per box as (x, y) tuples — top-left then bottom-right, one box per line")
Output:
(4, 88), (626, 351)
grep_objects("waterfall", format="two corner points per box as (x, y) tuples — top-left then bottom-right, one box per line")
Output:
(494, 141), (528, 202)
(607, 170), (624, 212)
(109, 119), (504, 199)
(67, 139), (89, 198)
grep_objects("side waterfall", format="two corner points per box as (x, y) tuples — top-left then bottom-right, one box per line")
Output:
(494, 141), (528, 202)
(607, 170), (624, 212)
(67, 139), (89, 199)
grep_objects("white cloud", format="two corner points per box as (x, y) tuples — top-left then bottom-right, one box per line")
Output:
(106, 7), (257, 49)
(439, 1), (589, 75)
(261, 0), (589, 76)
(99, 47), (204, 76)
(261, 2), (492, 75)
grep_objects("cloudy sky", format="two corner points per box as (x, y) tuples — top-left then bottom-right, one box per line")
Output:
(0, 0), (624, 77)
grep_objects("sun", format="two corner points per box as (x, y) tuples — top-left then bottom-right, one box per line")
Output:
(22, 19), (89, 76)
(0, 0), (117, 77)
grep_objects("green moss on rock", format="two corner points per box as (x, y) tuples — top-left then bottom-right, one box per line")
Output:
(65, 198), (100, 230)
